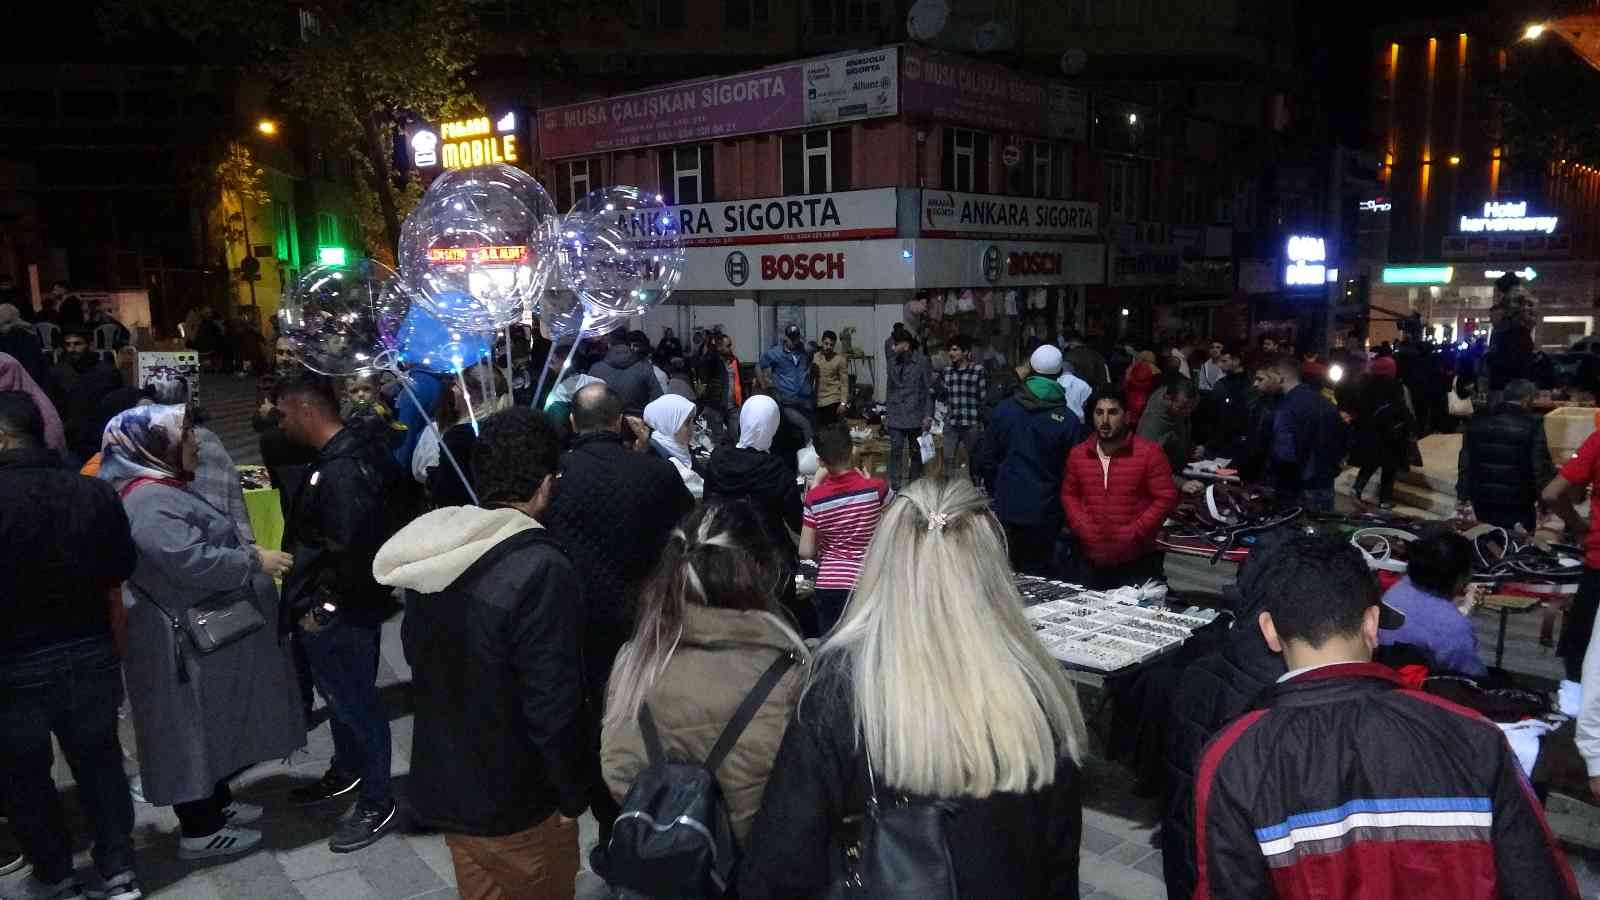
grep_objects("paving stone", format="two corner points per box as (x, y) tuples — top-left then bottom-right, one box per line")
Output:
(296, 868), (381, 900)
(276, 839), (362, 882)
(403, 834), (458, 889)
(1133, 849), (1166, 880)
(1104, 840), (1157, 867)
(144, 874), (227, 900)
(356, 833), (445, 899)
(205, 843), (306, 899)
(1080, 823), (1124, 856)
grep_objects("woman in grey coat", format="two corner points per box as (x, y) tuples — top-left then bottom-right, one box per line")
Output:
(99, 404), (304, 860)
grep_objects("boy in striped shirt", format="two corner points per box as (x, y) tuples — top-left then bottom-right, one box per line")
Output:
(800, 424), (887, 635)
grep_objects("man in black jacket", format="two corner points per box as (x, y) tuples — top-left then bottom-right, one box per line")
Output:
(1191, 535), (1577, 900)
(275, 373), (407, 853)
(376, 408), (590, 899)
(1457, 379), (1553, 531)
(0, 391), (142, 900)
(587, 330), (662, 414)
(50, 328), (123, 464)
(543, 383), (694, 841)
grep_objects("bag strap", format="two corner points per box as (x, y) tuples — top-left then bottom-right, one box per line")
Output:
(703, 651), (796, 774)
(639, 702), (667, 767)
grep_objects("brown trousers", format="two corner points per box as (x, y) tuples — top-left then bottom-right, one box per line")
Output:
(445, 814), (580, 900)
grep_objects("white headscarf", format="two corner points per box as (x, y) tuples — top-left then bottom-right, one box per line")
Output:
(644, 394), (697, 466)
(737, 395), (780, 452)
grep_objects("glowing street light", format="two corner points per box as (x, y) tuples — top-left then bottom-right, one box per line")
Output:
(257, 119), (279, 137)
(1524, 23), (1546, 40)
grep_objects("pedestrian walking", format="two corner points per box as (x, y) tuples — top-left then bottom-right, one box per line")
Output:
(1457, 379), (1552, 530)
(799, 424), (887, 634)
(883, 332), (933, 491)
(1350, 356), (1414, 509)
(936, 334), (988, 481)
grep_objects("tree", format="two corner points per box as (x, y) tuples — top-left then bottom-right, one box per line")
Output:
(102, 0), (487, 256)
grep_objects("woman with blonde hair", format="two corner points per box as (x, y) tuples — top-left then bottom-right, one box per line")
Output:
(599, 499), (810, 852)
(739, 478), (1087, 899)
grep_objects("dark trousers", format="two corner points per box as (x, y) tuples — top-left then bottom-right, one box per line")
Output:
(816, 403), (844, 429)
(813, 588), (852, 636)
(1559, 568), (1600, 681)
(887, 427), (924, 491)
(0, 636), (135, 883)
(173, 780), (235, 838)
(301, 622), (391, 804)
(1473, 501), (1537, 532)
(1070, 551), (1166, 591)
(1354, 465), (1397, 503)
(1005, 522), (1058, 578)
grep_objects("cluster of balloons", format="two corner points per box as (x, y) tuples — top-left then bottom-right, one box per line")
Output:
(277, 166), (686, 378)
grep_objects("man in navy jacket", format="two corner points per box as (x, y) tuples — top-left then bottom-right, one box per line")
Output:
(1262, 356), (1344, 511)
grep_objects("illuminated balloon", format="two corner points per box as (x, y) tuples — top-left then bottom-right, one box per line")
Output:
(398, 164), (560, 331)
(277, 260), (395, 376)
(538, 290), (631, 343)
(388, 299), (493, 374)
(559, 185), (685, 318)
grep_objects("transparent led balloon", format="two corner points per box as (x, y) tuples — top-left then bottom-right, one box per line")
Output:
(538, 289), (631, 343)
(559, 186), (685, 318)
(398, 164), (560, 331)
(277, 260), (395, 376)
(376, 284), (493, 375)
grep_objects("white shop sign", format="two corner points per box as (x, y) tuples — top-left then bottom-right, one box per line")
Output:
(613, 188), (898, 248)
(680, 240), (917, 291)
(804, 48), (899, 124)
(916, 239), (1105, 287)
(920, 190), (1099, 239)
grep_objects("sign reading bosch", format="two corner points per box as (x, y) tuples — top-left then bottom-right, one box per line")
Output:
(922, 191), (1098, 240)
(724, 251), (750, 286)
(1008, 251), (1062, 276)
(723, 249), (846, 286)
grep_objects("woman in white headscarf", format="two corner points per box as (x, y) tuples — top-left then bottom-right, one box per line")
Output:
(643, 394), (704, 499)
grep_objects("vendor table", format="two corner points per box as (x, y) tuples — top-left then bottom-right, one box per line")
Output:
(243, 487), (284, 552)
(1479, 594), (1544, 668)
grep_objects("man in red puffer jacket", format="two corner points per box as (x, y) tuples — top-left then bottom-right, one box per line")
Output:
(1061, 385), (1179, 589)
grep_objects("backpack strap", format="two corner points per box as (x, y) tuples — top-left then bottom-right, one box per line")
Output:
(639, 702), (667, 767)
(703, 651), (796, 774)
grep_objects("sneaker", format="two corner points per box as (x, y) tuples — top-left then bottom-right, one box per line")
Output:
(0, 875), (83, 900)
(0, 854), (28, 877)
(83, 872), (141, 900)
(221, 802), (263, 826)
(328, 799), (396, 854)
(177, 825), (261, 860)
(287, 771), (360, 806)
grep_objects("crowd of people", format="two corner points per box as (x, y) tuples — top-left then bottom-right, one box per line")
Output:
(0, 309), (1594, 900)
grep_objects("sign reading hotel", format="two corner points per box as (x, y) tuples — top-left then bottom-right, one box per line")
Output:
(921, 191), (1098, 240)
(408, 111), (527, 171)
(1458, 200), (1559, 235)
(609, 188), (898, 248)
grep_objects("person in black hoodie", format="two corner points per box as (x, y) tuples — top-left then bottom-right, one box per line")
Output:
(1159, 530), (1293, 900)
(275, 373), (407, 853)
(50, 328), (124, 463)
(542, 382), (694, 843)
(587, 330), (662, 414)
(375, 408), (590, 900)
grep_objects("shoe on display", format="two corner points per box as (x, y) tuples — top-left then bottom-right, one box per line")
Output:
(0, 875), (84, 900)
(220, 802), (263, 826)
(328, 799), (396, 854)
(177, 826), (261, 861)
(83, 871), (141, 900)
(287, 771), (360, 806)
(0, 854), (27, 877)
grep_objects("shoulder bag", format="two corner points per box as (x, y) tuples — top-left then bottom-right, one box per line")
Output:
(120, 477), (267, 683)
(1448, 377), (1475, 417)
(825, 744), (960, 899)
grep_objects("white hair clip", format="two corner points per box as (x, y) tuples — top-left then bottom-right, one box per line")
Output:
(927, 512), (951, 533)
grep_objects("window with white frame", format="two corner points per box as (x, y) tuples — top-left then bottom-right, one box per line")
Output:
(942, 128), (989, 193)
(782, 129), (852, 194)
(556, 159), (596, 211)
(657, 144), (713, 205)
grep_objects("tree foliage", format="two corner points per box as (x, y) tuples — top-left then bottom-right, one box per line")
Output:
(1494, 40), (1600, 171)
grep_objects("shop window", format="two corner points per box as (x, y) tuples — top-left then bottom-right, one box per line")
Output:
(658, 144), (713, 204)
(316, 212), (339, 247)
(643, 0), (687, 29)
(782, 129), (851, 194)
(725, 0), (769, 29)
(1104, 158), (1147, 221)
(556, 159), (597, 211)
(943, 128), (990, 193)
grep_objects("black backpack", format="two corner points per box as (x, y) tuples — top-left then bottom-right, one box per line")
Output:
(603, 652), (796, 899)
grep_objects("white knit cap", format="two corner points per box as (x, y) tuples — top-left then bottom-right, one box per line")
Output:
(1029, 344), (1063, 376)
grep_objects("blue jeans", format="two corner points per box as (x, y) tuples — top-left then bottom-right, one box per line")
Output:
(887, 427), (924, 491)
(301, 623), (391, 804)
(0, 636), (135, 883)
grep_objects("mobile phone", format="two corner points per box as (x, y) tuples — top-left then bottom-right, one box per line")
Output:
(312, 601), (338, 626)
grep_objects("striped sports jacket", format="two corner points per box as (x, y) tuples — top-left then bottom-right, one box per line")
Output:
(1193, 661), (1577, 899)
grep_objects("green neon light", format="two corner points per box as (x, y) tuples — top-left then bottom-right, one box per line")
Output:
(318, 246), (348, 266)
(1381, 266), (1453, 284)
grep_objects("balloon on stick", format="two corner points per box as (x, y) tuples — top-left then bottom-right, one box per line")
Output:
(278, 259), (396, 376)
(559, 185), (685, 319)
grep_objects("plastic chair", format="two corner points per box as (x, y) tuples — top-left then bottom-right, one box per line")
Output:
(93, 323), (122, 362)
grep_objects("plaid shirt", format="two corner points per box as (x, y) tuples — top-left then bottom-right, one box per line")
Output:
(942, 363), (988, 428)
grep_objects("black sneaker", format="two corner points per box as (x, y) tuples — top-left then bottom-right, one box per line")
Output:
(287, 770), (361, 806)
(328, 799), (396, 854)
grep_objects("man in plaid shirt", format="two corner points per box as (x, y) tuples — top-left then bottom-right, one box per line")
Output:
(938, 334), (988, 483)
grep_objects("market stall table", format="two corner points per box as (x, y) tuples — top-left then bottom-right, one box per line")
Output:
(1479, 593), (1545, 668)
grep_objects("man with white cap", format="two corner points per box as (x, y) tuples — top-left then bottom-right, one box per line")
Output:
(974, 343), (1084, 576)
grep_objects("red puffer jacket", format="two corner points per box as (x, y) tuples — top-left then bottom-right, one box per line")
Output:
(1060, 436), (1179, 565)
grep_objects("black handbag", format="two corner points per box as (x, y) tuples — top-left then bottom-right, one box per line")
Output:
(824, 748), (960, 899)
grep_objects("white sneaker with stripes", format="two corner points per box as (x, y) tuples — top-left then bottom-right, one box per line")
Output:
(177, 825), (261, 860)
(220, 802), (263, 826)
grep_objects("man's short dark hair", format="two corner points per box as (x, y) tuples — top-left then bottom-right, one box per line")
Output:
(627, 330), (650, 349)
(62, 327), (91, 342)
(814, 424), (853, 466)
(0, 391), (44, 447)
(472, 408), (562, 506)
(1257, 535), (1380, 647)
(1269, 354), (1301, 380)
(276, 372), (341, 416)
(1167, 380), (1199, 402)
(607, 329), (629, 348)
(1407, 531), (1474, 598)
(1086, 385), (1126, 416)
(821, 330), (837, 343)
(571, 383), (623, 433)
(947, 334), (972, 353)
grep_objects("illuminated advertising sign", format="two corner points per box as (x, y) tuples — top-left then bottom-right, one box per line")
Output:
(1458, 200), (1559, 235)
(1359, 199), (1392, 212)
(1283, 235), (1326, 287)
(1382, 265), (1454, 284)
(425, 245), (529, 265)
(407, 110), (527, 171)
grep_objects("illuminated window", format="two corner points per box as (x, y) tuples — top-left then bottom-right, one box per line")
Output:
(782, 129), (851, 194)
(942, 128), (989, 193)
(658, 144), (713, 204)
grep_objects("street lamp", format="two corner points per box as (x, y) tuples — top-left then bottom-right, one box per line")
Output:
(1524, 23), (1546, 40)
(257, 119), (279, 137)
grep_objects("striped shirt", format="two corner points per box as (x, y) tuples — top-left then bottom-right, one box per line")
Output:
(802, 471), (888, 590)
